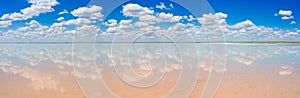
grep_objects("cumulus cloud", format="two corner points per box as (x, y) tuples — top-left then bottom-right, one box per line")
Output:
(0, 0), (59, 21)
(167, 23), (186, 31)
(276, 10), (294, 20)
(56, 17), (64, 21)
(157, 12), (182, 22)
(58, 9), (68, 15)
(75, 25), (100, 40)
(134, 12), (183, 26)
(156, 3), (170, 10)
(196, 12), (228, 40)
(19, 20), (49, 32)
(122, 3), (154, 17)
(53, 18), (92, 26)
(100, 9), (299, 42)
(71, 5), (103, 20)
(183, 15), (196, 22)
(281, 16), (294, 20)
(139, 15), (157, 22)
(0, 20), (12, 28)
(231, 20), (255, 28)
(135, 15), (157, 27)
(229, 20), (279, 41)
(0, 16), (98, 41)
(279, 10), (292, 16)
(290, 21), (296, 25)
(120, 20), (133, 29)
(104, 19), (117, 27)
(0, 3), (299, 42)
(27, 20), (40, 26)
(286, 32), (298, 36)
(198, 12), (228, 25)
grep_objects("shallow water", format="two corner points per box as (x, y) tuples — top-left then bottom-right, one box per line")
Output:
(0, 43), (299, 98)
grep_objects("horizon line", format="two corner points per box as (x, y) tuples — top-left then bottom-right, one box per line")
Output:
(0, 41), (299, 44)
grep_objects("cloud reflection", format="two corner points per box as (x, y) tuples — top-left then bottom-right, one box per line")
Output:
(1, 65), (59, 90)
(279, 66), (293, 76)
(0, 44), (299, 97)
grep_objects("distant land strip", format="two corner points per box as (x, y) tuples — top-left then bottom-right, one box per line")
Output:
(0, 41), (299, 44)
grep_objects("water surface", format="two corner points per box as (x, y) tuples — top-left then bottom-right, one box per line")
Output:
(0, 43), (299, 98)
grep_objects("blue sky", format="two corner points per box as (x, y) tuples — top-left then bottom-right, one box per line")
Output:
(0, 0), (89, 27)
(0, 0), (299, 42)
(209, 0), (300, 29)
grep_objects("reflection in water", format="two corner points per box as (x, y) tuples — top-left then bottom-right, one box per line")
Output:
(279, 66), (293, 76)
(0, 44), (299, 98)
(2, 65), (58, 90)
(0, 44), (83, 98)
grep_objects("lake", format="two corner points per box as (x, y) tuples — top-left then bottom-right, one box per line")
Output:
(0, 43), (299, 98)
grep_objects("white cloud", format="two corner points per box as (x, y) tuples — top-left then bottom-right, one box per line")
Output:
(276, 10), (294, 20)
(135, 15), (157, 26)
(279, 10), (292, 16)
(56, 18), (92, 26)
(122, 4), (154, 17)
(106, 27), (118, 33)
(119, 20), (133, 29)
(71, 5), (103, 20)
(0, 20), (12, 28)
(195, 12), (299, 41)
(183, 15), (196, 22)
(27, 20), (48, 30)
(228, 20), (278, 41)
(104, 20), (134, 33)
(1, 5), (299, 42)
(75, 25), (100, 40)
(170, 3), (174, 9)
(99, 11), (300, 42)
(104, 19), (117, 27)
(157, 12), (182, 22)
(198, 12), (228, 25)
(156, 3), (169, 10)
(290, 21), (296, 25)
(58, 9), (68, 15)
(231, 20), (255, 28)
(196, 12), (228, 40)
(0, 17), (98, 41)
(56, 17), (64, 21)
(139, 15), (157, 22)
(18, 20), (49, 32)
(0, 0), (59, 21)
(26, 20), (40, 27)
(286, 32), (298, 36)
(134, 22), (153, 27)
(167, 23), (186, 31)
(281, 16), (294, 20)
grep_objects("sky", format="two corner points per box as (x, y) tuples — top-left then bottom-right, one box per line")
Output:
(0, 0), (299, 42)
(209, 0), (300, 28)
